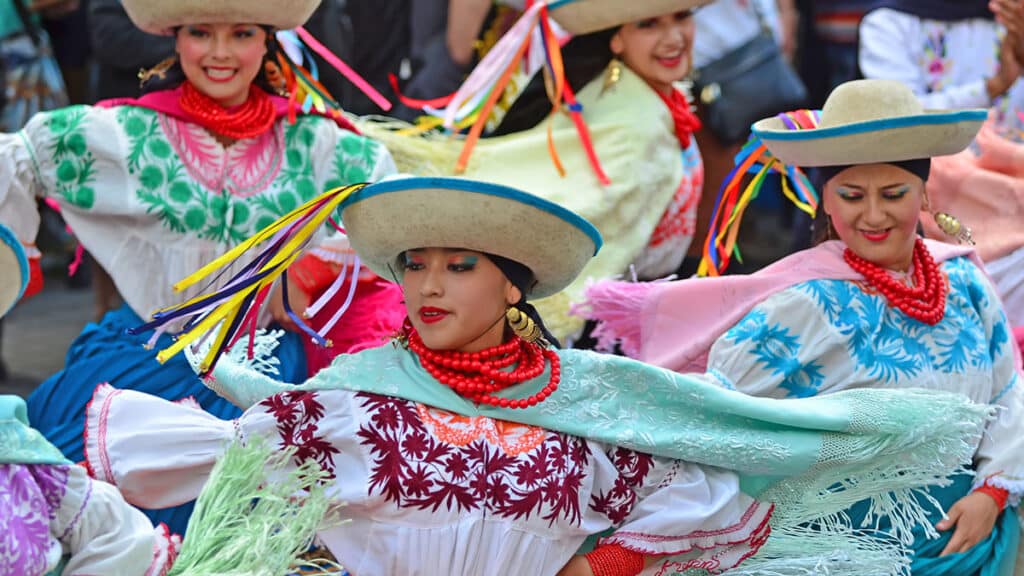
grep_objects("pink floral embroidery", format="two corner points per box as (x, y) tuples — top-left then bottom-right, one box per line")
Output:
(589, 448), (655, 524)
(356, 393), (592, 525)
(648, 168), (702, 248)
(259, 391), (340, 479)
(416, 404), (547, 456)
(922, 30), (952, 91)
(160, 115), (284, 198)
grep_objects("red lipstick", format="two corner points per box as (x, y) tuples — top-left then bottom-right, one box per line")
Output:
(418, 307), (449, 324)
(860, 229), (891, 242)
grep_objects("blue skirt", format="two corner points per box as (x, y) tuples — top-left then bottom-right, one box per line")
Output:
(26, 304), (308, 535)
(848, 473), (1020, 576)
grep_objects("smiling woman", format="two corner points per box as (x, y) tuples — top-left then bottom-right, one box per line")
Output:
(176, 23), (269, 107)
(583, 79), (1023, 575)
(0, 0), (399, 537)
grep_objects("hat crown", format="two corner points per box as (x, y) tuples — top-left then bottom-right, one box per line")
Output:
(818, 79), (924, 128)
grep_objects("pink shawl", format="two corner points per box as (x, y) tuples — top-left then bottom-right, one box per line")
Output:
(922, 118), (1024, 262)
(580, 239), (980, 372)
(95, 87), (359, 134)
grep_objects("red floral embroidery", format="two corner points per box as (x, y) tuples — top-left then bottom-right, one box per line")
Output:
(355, 393), (592, 525)
(259, 391), (340, 479)
(590, 447), (655, 525)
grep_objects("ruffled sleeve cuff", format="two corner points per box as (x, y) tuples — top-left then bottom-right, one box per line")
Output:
(973, 474), (1024, 507)
(53, 464), (179, 576)
(600, 499), (772, 574)
(145, 523), (182, 576)
(84, 383), (234, 508)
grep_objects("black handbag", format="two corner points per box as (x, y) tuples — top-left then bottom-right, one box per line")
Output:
(692, 9), (807, 146)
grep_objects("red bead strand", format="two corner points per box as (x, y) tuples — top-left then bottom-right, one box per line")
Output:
(843, 238), (947, 325)
(405, 326), (560, 409)
(179, 81), (277, 141)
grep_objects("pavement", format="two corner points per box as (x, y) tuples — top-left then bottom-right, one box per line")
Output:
(0, 281), (93, 398)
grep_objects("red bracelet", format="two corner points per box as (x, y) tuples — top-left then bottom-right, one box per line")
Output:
(975, 484), (1010, 511)
(584, 544), (646, 576)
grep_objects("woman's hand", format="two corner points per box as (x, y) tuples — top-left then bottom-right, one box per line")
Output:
(936, 490), (1002, 556)
(986, 34), (1023, 100)
(556, 556), (595, 576)
(268, 280), (311, 333)
(992, 0), (1024, 37)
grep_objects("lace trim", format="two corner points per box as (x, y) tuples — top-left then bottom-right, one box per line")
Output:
(973, 474), (1024, 507)
(600, 500), (773, 560)
(84, 383), (121, 485)
(145, 523), (182, 576)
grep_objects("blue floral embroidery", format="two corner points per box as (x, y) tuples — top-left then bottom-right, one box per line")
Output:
(725, 310), (826, 398)
(793, 257), (994, 384)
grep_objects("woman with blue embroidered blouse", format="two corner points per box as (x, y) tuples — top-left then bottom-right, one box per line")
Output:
(582, 78), (1024, 575)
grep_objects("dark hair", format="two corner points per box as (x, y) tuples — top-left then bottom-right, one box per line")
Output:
(483, 253), (561, 348)
(489, 27), (618, 136)
(141, 25), (281, 95)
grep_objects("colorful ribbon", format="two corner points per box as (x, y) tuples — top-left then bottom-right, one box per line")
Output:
(698, 110), (821, 277)
(131, 184), (367, 375)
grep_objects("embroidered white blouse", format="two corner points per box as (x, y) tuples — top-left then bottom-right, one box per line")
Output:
(1, 462), (177, 576)
(705, 256), (1024, 500)
(0, 105), (396, 318)
(859, 8), (1024, 132)
(85, 384), (770, 576)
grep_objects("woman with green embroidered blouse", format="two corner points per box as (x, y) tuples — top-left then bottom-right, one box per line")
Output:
(0, 0), (396, 535)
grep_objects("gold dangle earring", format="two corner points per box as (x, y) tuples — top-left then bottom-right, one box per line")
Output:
(506, 306), (544, 345)
(601, 58), (623, 95)
(138, 55), (179, 88)
(934, 212), (975, 245)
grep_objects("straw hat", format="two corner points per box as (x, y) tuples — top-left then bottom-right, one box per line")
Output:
(752, 79), (986, 168)
(548, 0), (715, 35)
(0, 224), (28, 317)
(340, 177), (602, 299)
(121, 0), (321, 35)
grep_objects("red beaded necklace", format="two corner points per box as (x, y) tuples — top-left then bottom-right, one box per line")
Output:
(405, 325), (560, 409)
(843, 238), (947, 325)
(179, 81), (277, 141)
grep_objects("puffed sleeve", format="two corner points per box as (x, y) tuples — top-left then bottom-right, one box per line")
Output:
(84, 383), (359, 509)
(53, 464), (179, 576)
(589, 446), (772, 574)
(961, 261), (1024, 502)
(0, 128), (44, 250)
(705, 284), (858, 399)
(859, 9), (991, 109)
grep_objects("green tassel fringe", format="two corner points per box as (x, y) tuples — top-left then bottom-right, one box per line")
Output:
(169, 440), (341, 576)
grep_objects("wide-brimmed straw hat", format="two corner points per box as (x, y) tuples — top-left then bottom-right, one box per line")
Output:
(548, 0), (714, 35)
(751, 79), (986, 167)
(0, 224), (28, 317)
(121, 0), (321, 35)
(340, 177), (602, 299)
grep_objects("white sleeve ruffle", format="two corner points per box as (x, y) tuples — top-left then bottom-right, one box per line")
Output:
(57, 464), (180, 576)
(85, 383), (235, 509)
(591, 447), (772, 574)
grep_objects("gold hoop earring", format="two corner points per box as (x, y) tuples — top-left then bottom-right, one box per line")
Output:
(506, 306), (544, 345)
(138, 55), (178, 88)
(934, 212), (975, 245)
(601, 58), (622, 95)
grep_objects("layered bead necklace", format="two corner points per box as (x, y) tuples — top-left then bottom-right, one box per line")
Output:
(179, 81), (277, 141)
(843, 238), (947, 325)
(405, 326), (560, 409)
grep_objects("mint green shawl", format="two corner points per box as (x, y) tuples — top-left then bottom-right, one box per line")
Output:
(0, 395), (68, 465)
(208, 344), (990, 547)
